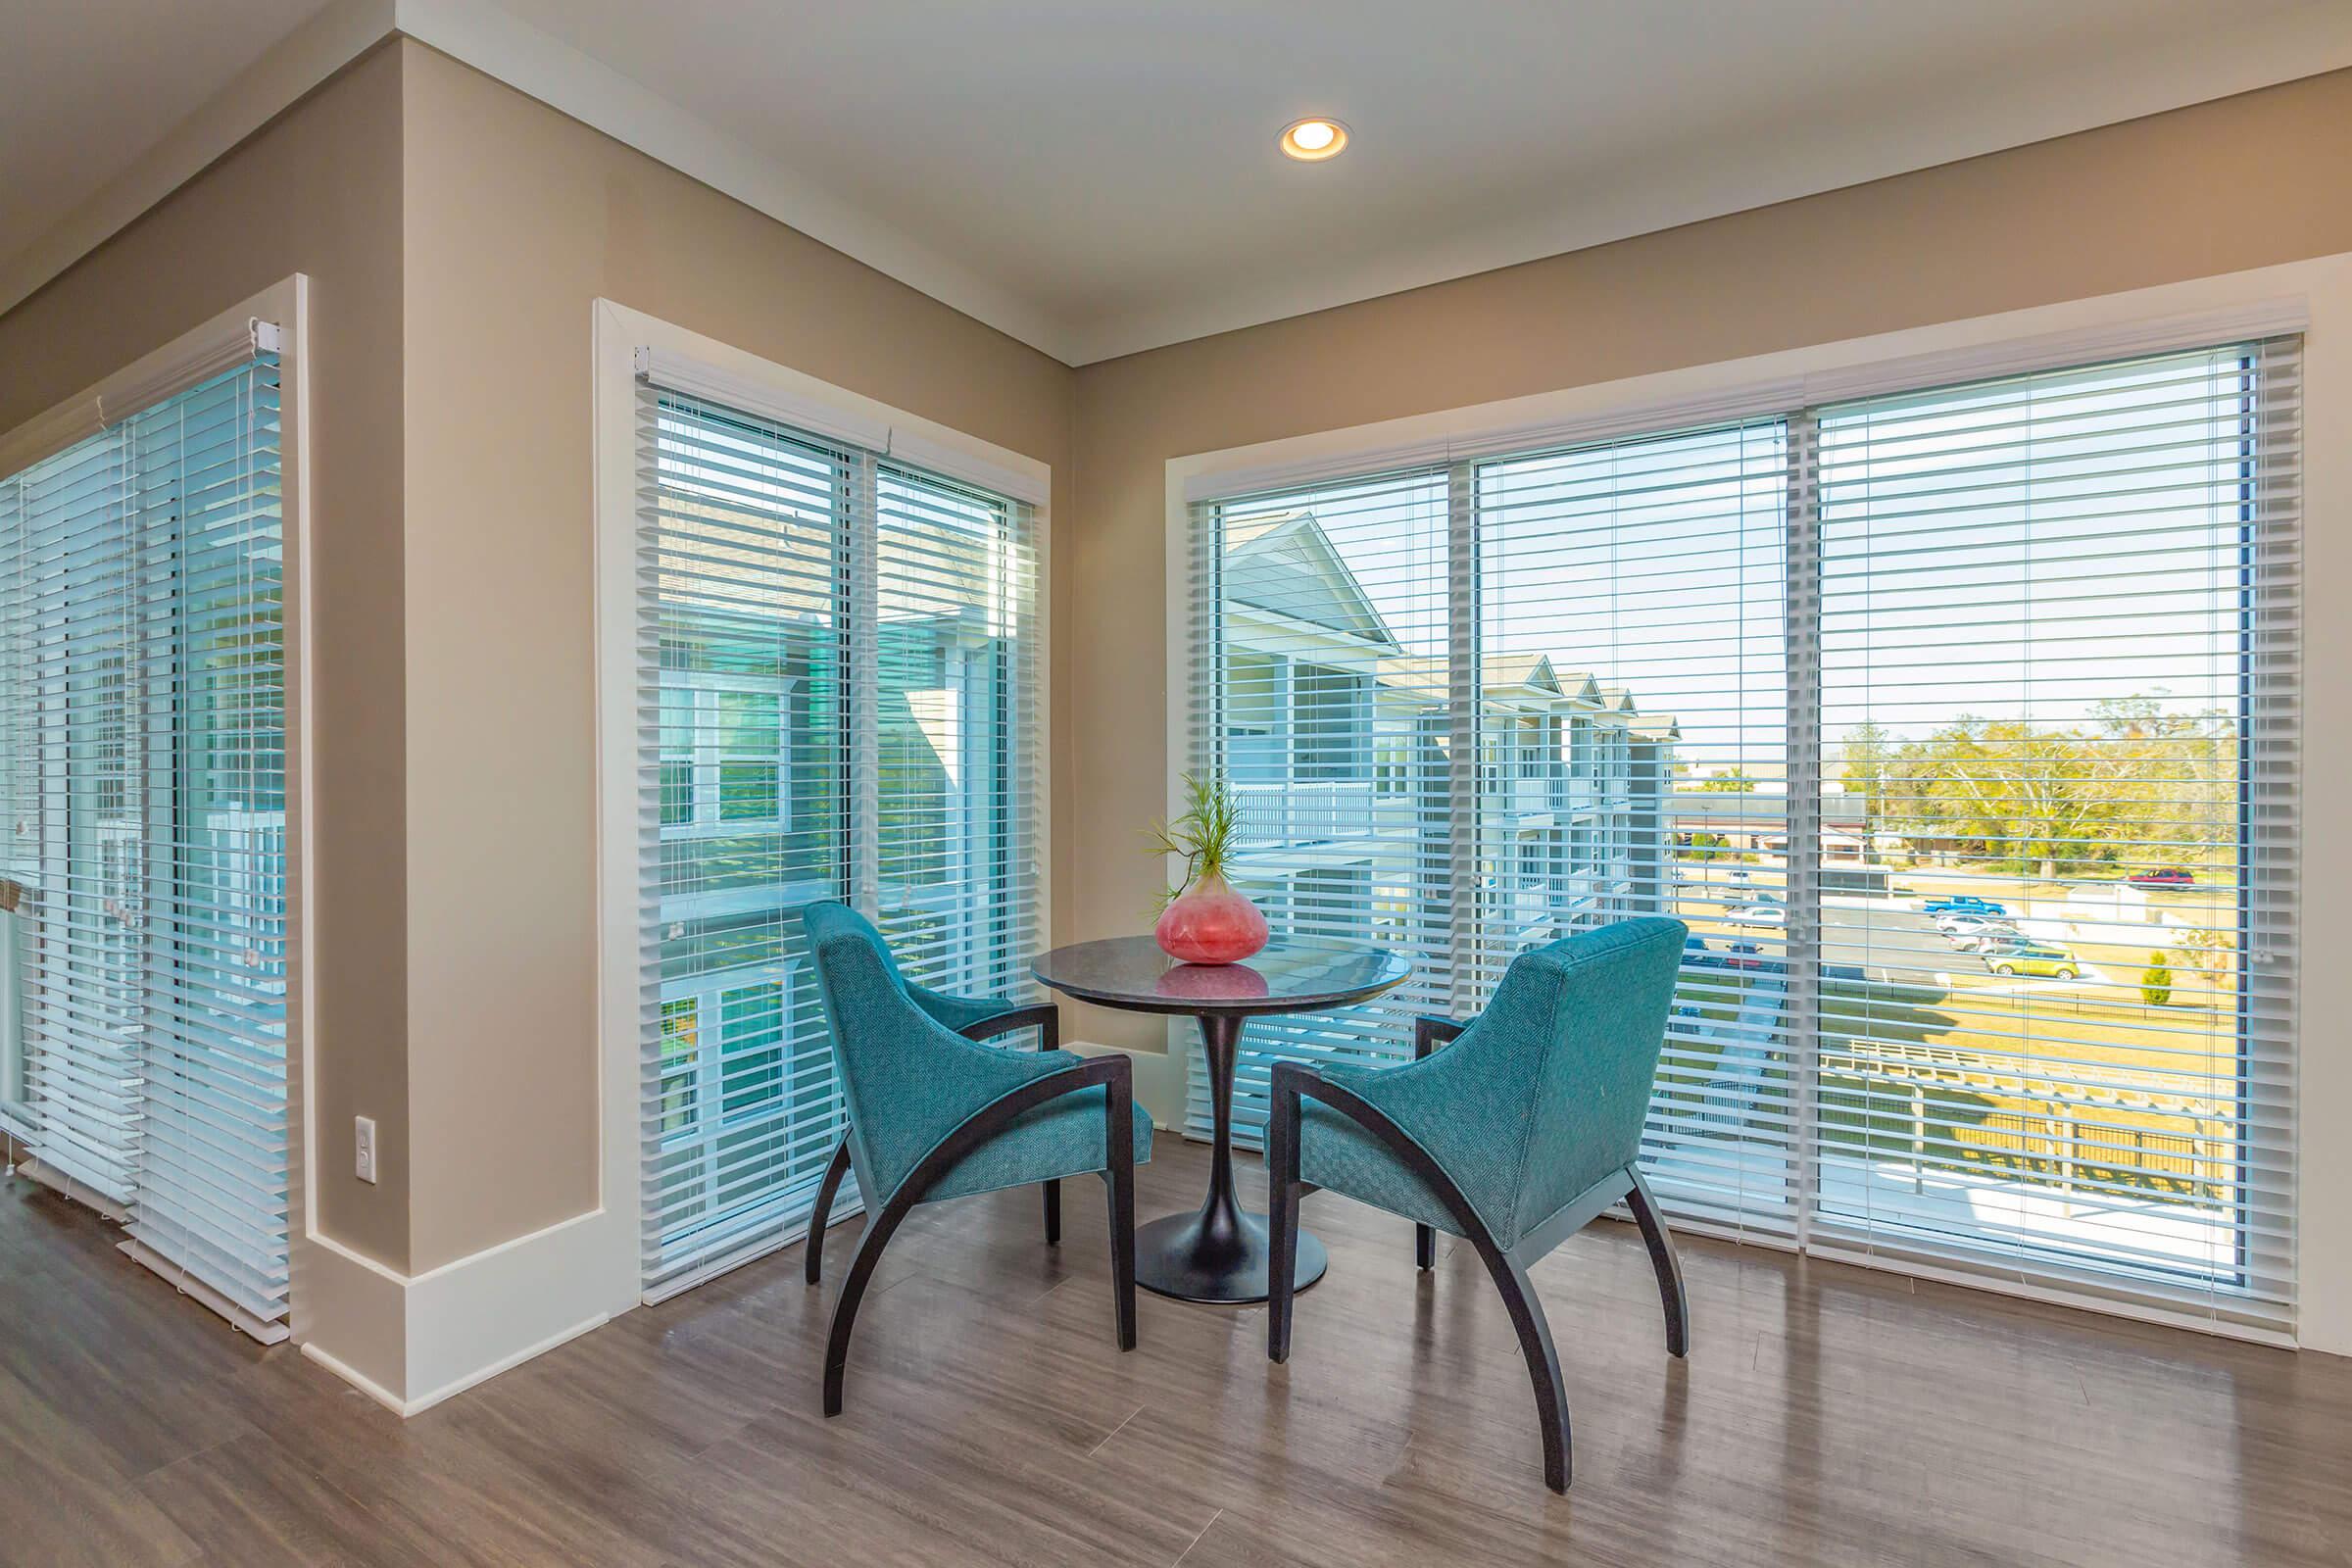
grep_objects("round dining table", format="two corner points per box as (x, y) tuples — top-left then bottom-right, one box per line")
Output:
(1031, 935), (1412, 1304)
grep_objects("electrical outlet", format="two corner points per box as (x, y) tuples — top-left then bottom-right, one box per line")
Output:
(355, 1115), (377, 1184)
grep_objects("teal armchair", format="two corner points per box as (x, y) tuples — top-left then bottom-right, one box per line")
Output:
(801, 902), (1152, 1415)
(1264, 916), (1690, 1492)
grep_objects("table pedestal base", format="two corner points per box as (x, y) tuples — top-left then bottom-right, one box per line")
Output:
(1134, 1009), (1331, 1304)
(1135, 1208), (1327, 1304)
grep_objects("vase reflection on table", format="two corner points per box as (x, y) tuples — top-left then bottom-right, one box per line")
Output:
(1152, 955), (1271, 1003)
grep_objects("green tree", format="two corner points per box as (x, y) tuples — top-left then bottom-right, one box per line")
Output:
(1696, 767), (1757, 793)
(2141, 952), (2174, 1008)
(1839, 720), (1889, 835)
(1869, 699), (2236, 879)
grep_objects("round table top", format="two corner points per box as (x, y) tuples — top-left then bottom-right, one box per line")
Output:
(1031, 935), (1411, 1017)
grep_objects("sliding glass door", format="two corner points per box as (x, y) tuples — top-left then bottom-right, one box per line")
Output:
(634, 385), (1042, 1300)
(1187, 336), (2298, 1333)
(0, 352), (288, 1339)
(1807, 345), (2297, 1322)
(1474, 421), (1793, 1230)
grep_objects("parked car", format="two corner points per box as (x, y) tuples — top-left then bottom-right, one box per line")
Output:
(1973, 933), (2040, 953)
(1951, 926), (2026, 953)
(1727, 941), (1770, 971)
(1729, 903), (1788, 928)
(2129, 867), (2195, 889)
(1983, 942), (2080, 980)
(1683, 935), (1727, 969)
(1937, 912), (2019, 941)
(1925, 895), (2007, 916)
(1935, 911), (2010, 934)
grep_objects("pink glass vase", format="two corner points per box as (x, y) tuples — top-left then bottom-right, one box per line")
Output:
(1153, 872), (1269, 965)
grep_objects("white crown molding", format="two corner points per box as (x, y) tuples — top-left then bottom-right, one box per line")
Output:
(386, 0), (1075, 362)
(4, 1), (2350, 366)
(1067, 0), (2352, 364)
(0, 0), (396, 318)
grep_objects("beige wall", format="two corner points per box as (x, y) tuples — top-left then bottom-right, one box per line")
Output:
(1063, 66), (2352, 1057)
(395, 42), (1077, 1269)
(0, 44), (414, 1268)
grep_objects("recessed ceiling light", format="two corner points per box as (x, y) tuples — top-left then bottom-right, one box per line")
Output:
(1279, 118), (1349, 162)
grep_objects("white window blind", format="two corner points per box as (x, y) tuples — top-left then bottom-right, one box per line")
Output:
(0, 351), (289, 1341)
(1183, 469), (1456, 1142)
(1186, 335), (2300, 1337)
(1805, 343), (2299, 1331)
(634, 377), (1042, 1301)
(1474, 421), (1794, 1233)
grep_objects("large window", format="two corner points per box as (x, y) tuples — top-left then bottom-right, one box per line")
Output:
(0, 342), (289, 1341)
(1188, 337), (2299, 1334)
(634, 379), (1042, 1299)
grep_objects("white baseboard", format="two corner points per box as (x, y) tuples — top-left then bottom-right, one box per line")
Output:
(294, 1048), (1166, 1416)
(296, 1203), (634, 1416)
(304, 1310), (611, 1418)
(299, 1339), (409, 1416)
(1066, 1037), (1185, 1130)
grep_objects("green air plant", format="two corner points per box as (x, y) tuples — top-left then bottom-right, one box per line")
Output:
(1149, 770), (1243, 910)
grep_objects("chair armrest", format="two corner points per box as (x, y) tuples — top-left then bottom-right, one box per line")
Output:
(956, 1001), (1060, 1050)
(887, 1050), (1131, 1212)
(906, 980), (1058, 1048)
(1415, 1015), (1468, 1060)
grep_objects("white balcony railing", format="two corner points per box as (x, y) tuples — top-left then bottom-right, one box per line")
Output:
(1237, 782), (1380, 847)
(1496, 774), (1604, 817)
(1505, 776), (1550, 817)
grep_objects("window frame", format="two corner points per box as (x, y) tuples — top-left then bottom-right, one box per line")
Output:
(658, 670), (799, 838)
(1165, 267), (2334, 1347)
(593, 302), (1054, 1309)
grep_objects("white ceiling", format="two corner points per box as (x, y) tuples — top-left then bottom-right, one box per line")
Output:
(8, 0), (2352, 364)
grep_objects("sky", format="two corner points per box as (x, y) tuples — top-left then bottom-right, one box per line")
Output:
(1223, 345), (2261, 781)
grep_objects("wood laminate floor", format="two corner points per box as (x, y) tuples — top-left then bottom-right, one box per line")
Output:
(4, 1142), (2349, 1568)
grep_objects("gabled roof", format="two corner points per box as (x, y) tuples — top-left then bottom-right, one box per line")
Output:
(1481, 652), (1558, 694)
(1374, 654), (1632, 707)
(1223, 511), (1399, 650)
(1597, 686), (1638, 714)
(1375, 655), (1446, 702)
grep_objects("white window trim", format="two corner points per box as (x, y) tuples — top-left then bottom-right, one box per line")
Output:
(1161, 252), (2352, 1357)
(589, 299), (1054, 1314)
(659, 671), (798, 839)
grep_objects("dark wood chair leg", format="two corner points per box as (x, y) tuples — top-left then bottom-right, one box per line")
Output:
(1626, 1166), (1690, 1358)
(1481, 1246), (1573, 1494)
(1406, 1016), (1460, 1278)
(1104, 1074), (1137, 1351)
(1284, 1068), (1574, 1491)
(1044, 1178), (1061, 1247)
(819, 1057), (1133, 1415)
(1265, 1073), (1301, 1363)
(806, 1132), (853, 1286)
(823, 1187), (916, 1416)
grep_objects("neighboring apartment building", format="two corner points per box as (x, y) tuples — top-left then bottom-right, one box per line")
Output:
(1216, 512), (1677, 952)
